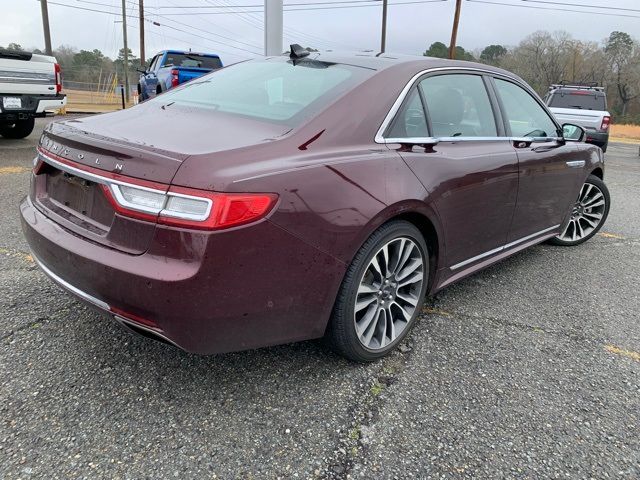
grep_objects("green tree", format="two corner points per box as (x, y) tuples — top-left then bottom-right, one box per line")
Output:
(604, 31), (639, 115)
(480, 44), (507, 65)
(7, 42), (23, 51)
(73, 49), (106, 69)
(424, 41), (448, 58)
(424, 42), (474, 61)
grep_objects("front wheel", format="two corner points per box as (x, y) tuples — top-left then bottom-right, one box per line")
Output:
(0, 117), (35, 139)
(326, 220), (429, 362)
(549, 174), (610, 246)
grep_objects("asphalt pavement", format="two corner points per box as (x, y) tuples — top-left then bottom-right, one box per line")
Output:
(1, 116), (638, 479)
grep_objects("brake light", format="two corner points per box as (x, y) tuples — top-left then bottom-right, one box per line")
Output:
(101, 182), (277, 230)
(171, 69), (179, 88)
(600, 116), (611, 131)
(54, 63), (62, 94)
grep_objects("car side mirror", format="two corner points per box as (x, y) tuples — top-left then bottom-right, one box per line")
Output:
(562, 123), (586, 142)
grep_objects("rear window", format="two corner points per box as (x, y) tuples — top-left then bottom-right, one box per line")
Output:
(150, 59), (369, 125)
(162, 53), (222, 69)
(547, 90), (606, 110)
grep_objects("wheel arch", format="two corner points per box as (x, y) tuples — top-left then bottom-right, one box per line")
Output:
(590, 167), (603, 180)
(352, 201), (445, 294)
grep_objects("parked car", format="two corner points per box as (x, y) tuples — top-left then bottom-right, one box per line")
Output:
(137, 50), (222, 101)
(21, 48), (610, 362)
(545, 83), (611, 152)
(0, 48), (66, 139)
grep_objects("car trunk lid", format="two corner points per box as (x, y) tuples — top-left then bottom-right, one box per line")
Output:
(31, 104), (291, 254)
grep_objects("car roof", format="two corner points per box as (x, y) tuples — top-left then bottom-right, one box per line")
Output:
(269, 51), (519, 79)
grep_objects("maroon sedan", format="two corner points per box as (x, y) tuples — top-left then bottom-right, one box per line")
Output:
(21, 51), (610, 362)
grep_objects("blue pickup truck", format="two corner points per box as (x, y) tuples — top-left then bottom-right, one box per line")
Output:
(137, 50), (222, 101)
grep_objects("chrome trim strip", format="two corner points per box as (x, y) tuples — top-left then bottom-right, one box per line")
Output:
(32, 254), (110, 310)
(374, 66), (521, 144)
(566, 160), (586, 168)
(39, 150), (213, 222)
(450, 225), (560, 271)
(39, 150), (166, 194)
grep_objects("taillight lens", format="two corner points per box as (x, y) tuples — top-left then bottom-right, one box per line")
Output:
(171, 69), (179, 87)
(54, 63), (62, 94)
(101, 182), (277, 230)
(600, 116), (611, 131)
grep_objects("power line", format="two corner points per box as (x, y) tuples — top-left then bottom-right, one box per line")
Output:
(46, 1), (263, 54)
(466, 0), (640, 18)
(520, 0), (640, 14)
(156, 0), (447, 15)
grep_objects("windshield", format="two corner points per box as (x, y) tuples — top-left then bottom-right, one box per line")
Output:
(163, 53), (222, 69)
(149, 59), (369, 125)
(547, 90), (606, 110)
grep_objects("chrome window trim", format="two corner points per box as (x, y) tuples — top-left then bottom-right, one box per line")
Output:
(450, 225), (560, 271)
(38, 150), (213, 222)
(32, 253), (110, 310)
(374, 66), (521, 144)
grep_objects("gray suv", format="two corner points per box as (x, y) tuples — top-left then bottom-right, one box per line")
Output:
(544, 83), (610, 152)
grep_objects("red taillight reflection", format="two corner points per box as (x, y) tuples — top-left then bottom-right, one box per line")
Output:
(600, 116), (611, 131)
(170, 69), (179, 88)
(54, 63), (62, 94)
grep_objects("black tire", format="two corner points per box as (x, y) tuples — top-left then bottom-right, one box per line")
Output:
(325, 220), (429, 362)
(0, 117), (35, 139)
(548, 174), (610, 246)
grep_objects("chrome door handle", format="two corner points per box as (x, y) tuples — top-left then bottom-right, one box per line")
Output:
(566, 160), (585, 168)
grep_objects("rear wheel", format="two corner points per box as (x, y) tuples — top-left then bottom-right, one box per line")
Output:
(549, 174), (610, 246)
(326, 220), (428, 362)
(0, 118), (35, 139)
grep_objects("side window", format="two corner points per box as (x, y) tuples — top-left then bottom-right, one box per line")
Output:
(386, 88), (428, 138)
(148, 55), (158, 71)
(494, 79), (559, 138)
(419, 74), (497, 138)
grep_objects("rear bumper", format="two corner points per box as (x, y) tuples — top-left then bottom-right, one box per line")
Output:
(585, 131), (608, 148)
(0, 93), (66, 120)
(20, 194), (345, 355)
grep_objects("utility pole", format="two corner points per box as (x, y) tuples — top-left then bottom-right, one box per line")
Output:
(139, 0), (145, 67)
(448, 0), (462, 59)
(40, 0), (53, 56)
(264, 0), (283, 56)
(380, 0), (388, 53)
(121, 0), (130, 102)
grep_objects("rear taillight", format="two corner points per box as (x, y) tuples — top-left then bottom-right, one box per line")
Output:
(171, 69), (179, 88)
(101, 181), (277, 230)
(600, 116), (611, 131)
(54, 63), (62, 94)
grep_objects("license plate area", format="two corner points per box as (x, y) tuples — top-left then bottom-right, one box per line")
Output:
(45, 169), (115, 230)
(2, 97), (22, 109)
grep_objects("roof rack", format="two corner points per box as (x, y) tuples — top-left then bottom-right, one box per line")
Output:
(549, 81), (604, 92)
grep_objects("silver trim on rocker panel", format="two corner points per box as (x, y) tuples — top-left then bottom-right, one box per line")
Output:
(450, 225), (560, 271)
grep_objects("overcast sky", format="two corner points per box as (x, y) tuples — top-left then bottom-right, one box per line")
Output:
(1, 0), (638, 63)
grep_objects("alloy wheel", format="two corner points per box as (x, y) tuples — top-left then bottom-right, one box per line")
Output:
(558, 182), (606, 242)
(354, 237), (425, 350)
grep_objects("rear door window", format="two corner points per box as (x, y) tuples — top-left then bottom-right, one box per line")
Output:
(494, 78), (559, 138)
(419, 74), (497, 138)
(386, 88), (429, 138)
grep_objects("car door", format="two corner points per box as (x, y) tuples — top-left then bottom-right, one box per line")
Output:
(491, 77), (584, 243)
(387, 72), (519, 269)
(143, 54), (160, 98)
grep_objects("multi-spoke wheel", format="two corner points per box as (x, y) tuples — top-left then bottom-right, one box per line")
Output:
(326, 220), (429, 362)
(549, 174), (610, 246)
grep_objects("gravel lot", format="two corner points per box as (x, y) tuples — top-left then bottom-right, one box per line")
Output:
(1, 117), (638, 479)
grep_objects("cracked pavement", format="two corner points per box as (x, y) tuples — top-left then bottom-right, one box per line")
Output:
(1, 118), (639, 478)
